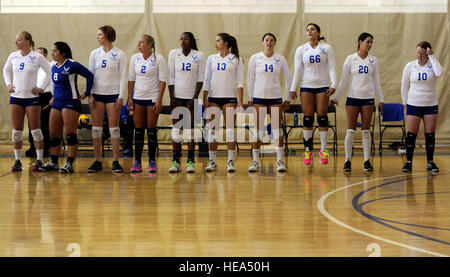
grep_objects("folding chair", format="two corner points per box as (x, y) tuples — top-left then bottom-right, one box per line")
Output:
(282, 104), (303, 153)
(378, 103), (406, 154)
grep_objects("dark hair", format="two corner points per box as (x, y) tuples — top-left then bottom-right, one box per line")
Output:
(54, 41), (73, 59)
(217, 33), (241, 63)
(181, 32), (199, 51)
(99, 25), (116, 42)
(37, 47), (48, 55)
(417, 41), (432, 50)
(20, 31), (35, 50)
(262, 33), (277, 42)
(357, 32), (374, 50)
(306, 23), (325, 41)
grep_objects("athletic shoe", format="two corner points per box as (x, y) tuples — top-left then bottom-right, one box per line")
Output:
(227, 160), (236, 173)
(87, 161), (103, 173)
(319, 150), (329, 164)
(41, 161), (59, 171)
(248, 161), (259, 172)
(205, 161), (218, 172)
(277, 160), (287, 172)
(59, 162), (74, 173)
(169, 161), (181, 173)
(148, 160), (157, 173)
(11, 160), (22, 172)
(343, 160), (352, 172)
(123, 148), (133, 158)
(33, 160), (44, 172)
(402, 161), (412, 172)
(130, 160), (142, 173)
(304, 151), (314, 165)
(364, 160), (374, 172)
(426, 161), (439, 172)
(112, 161), (123, 173)
(186, 160), (195, 173)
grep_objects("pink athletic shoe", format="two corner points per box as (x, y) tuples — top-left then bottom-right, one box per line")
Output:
(148, 160), (157, 173)
(319, 150), (329, 164)
(304, 151), (314, 165)
(130, 160), (142, 173)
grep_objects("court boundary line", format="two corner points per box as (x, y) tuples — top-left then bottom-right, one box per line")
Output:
(317, 173), (449, 257)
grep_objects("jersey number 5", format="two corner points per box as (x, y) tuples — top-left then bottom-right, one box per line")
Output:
(101, 60), (107, 68)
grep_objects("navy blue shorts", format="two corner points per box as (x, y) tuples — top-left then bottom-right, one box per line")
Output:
(52, 99), (81, 113)
(300, 87), (329, 94)
(253, 97), (282, 106)
(10, 96), (40, 108)
(93, 94), (119, 104)
(133, 99), (155, 106)
(406, 104), (438, 118)
(346, 97), (375, 107)
(208, 97), (237, 108)
(175, 97), (192, 104)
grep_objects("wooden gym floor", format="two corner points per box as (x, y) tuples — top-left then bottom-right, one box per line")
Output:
(0, 145), (448, 257)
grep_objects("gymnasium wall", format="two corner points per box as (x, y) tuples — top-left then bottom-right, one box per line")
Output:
(0, 9), (448, 145)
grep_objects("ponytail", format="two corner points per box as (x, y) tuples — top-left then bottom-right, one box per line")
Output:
(217, 32), (242, 63)
(20, 31), (35, 50)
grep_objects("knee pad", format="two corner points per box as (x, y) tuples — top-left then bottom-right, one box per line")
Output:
(31, 129), (44, 142)
(147, 128), (157, 140)
(346, 129), (355, 138)
(317, 115), (328, 127)
(185, 129), (194, 142)
(171, 127), (181, 142)
(362, 129), (371, 138)
(303, 115), (314, 128)
(425, 133), (435, 146)
(206, 129), (216, 143)
(92, 126), (103, 139)
(226, 128), (235, 142)
(50, 137), (61, 147)
(109, 126), (120, 139)
(135, 128), (145, 143)
(406, 132), (417, 147)
(12, 129), (23, 143)
(66, 134), (78, 146)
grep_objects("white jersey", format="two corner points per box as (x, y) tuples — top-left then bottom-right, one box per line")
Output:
(3, 50), (51, 99)
(290, 41), (337, 91)
(204, 53), (244, 98)
(401, 55), (443, 106)
(168, 48), (205, 99)
(247, 51), (291, 101)
(333, 53), (384, 102)
(37, 61), (52, 92)
(89, 46), (127, 99)
(129, 52), (167, 101)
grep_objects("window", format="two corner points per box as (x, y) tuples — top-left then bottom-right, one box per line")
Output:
(0, 0), (145, 13)
(304, 0), (447, 13)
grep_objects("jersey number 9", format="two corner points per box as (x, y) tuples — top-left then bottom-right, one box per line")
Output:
(19, 62), (25, 70)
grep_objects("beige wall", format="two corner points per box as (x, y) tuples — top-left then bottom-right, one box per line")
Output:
(0, 10), (448, 144)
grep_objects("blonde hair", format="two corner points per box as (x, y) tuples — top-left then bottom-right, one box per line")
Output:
(20, 31), (35, 50)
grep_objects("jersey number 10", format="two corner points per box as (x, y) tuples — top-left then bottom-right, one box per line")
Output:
(418, 72), (427, 81)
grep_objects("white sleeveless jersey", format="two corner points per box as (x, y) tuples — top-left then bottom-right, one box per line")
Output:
(203, 53), (244, 98)
(290, 41), (337, 91)
(247, 51), (291, 101)
(3, 50), (51, 98)
(89, 46), (127, 99)
(401, 55), (444, 106)
(168, 49), (205, 99)
(128, 52), (167, 101)
(333, 53), (384, 102)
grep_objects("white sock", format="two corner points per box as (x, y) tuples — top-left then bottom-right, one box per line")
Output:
(319, 131), (328, 151)
(252, 149), (260, 163)
(362, 130), (372, 161)
(345, 129), (355, 161)
(36, 149), (43, 161)
(276, 146), (283, 162)
(303, 130), (313, 152)
(209, 151), (217, 162)
(228, 150), (235, 162)
(14, 149), (21, 160)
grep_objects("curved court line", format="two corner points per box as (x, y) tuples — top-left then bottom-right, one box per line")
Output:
(358, 192), (450, 231)
(317, 173), (449, 257)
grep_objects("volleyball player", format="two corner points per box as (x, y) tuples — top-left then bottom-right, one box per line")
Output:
(128, 34), (167, 173)
(168, 32), (205, 173)
(203, 33), (244, 173)
(290, 23), (337, 165)
(3, 31), (51, 171)
(401, 41), (443, 172)
(331, 32), (384, 172)
(41, 41), (94, 173)
(247, 33), (291, 173)
(88, 25), (127, 173)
